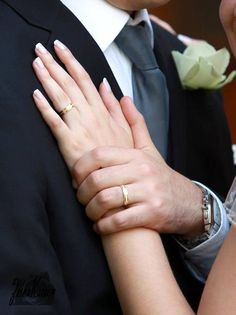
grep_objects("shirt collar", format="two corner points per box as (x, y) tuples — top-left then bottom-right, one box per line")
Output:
(127, 9), (154, 47)
(60, 0), (154, 52)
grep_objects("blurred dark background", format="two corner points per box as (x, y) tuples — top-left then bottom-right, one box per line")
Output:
(150, 0), (236, 143)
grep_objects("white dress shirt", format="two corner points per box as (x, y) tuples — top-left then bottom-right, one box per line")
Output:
(61, 0), (153, 97)
(60, 0), (230, 282)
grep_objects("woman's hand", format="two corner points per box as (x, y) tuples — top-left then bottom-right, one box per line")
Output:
(32, 40), (133, 169)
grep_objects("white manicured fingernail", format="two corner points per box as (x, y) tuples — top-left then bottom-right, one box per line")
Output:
(34, 57), (45, 69)
(103, 78), (111, 92)
(33, 89), (44, 100)
(35, 43), (48, 54)
(54, 40), (67, 50)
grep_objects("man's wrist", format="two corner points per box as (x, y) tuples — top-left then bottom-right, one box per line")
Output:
(180, 181), (204, 238)
(176, 182), (221, 250)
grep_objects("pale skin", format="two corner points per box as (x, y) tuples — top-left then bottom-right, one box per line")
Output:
(31, 0), (236, 313)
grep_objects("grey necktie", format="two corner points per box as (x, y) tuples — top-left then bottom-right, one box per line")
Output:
(115, 23), (169, 159)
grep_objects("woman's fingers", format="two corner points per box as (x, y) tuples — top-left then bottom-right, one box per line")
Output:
(33, 89), (70, 142)
(33, 57), (79, 127)
(53, 40), (106, 110)
(33, 57), (70, 111)
(99, 79), (131, 131)
(35, 42), (112, 127)
(120, 96), (155, 150)
(35, 43), (87, 108)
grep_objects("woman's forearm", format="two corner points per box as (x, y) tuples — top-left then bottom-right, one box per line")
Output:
(102, 229), (194, 315)
(198, 226), (236, 315)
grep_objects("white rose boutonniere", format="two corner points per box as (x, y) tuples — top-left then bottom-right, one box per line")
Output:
(172, 41), (236, 90)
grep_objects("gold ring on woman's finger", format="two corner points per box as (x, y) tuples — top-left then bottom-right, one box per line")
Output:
(59, 103), (75, 117)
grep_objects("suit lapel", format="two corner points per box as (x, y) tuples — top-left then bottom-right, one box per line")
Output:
(2, 0), (60, 30)
(3, 0), (123, 100)
(47, 2), (123, 99)
(152, 23), (188, 174)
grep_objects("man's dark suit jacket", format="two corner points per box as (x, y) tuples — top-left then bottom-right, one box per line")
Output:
(0, 0), (234, 314)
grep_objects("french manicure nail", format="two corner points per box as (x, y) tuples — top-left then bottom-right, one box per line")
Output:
(33, 89), (44, 100)
(35, 43), (48, 54)
(54, 40), (67, 50)
(103, 78), (111, 92)
(34, 57), (45, 69)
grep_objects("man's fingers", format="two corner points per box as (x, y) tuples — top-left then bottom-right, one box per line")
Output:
(72, 146), (138, 186)
(85, 183), (144, 221)
(33, 89), (69, 142)
(95, 206), (150, 235)
(77, 163), (141, 205)
(85, 186), (124, 221)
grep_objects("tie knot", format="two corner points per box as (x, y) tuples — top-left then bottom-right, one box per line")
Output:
(115, 23), (158, 71)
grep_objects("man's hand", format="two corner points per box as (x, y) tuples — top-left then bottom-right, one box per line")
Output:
(73, 145), (203, 237)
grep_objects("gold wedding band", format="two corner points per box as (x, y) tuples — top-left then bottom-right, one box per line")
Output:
(121, 185), (129, 207)
(59, 103), (75, 117)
